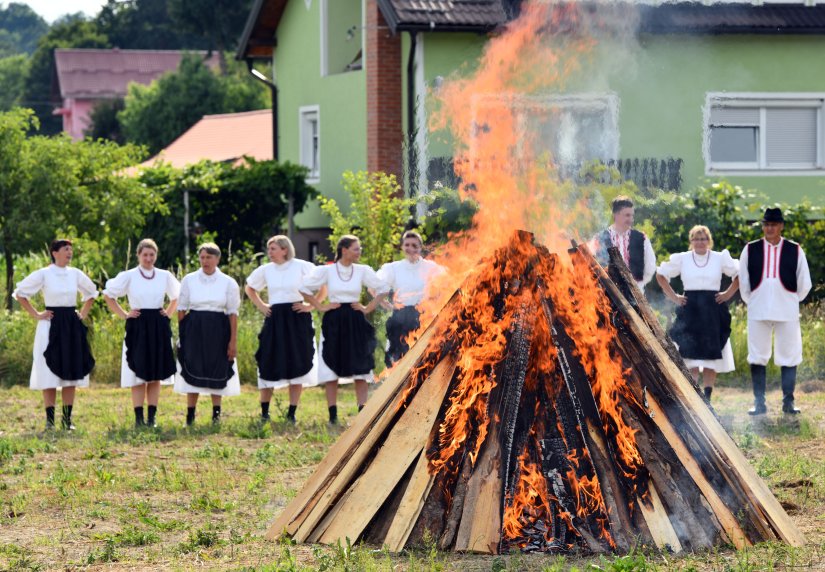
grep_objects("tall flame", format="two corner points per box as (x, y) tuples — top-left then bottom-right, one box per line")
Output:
(397, 0), (648, 552)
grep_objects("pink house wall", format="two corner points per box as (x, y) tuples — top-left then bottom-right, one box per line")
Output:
(57, 98), (96, 140)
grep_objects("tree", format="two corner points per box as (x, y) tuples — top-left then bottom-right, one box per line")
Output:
(0, 108), (164, 309)
(21, 16), (109, 134)
(0, 2), (49, 54)
(320, 171), (416, 270)
(119, 54), (267, 154)
(95, 0), (207, 50)
(85, 97), (125, 143)
(200, 158), (316, 250)
(138, 159), (316, 267)
(0, 54), (27, 110)
(168, 0), (253, 74)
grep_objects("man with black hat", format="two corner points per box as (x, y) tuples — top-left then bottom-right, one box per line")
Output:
(739, 207), (812, 415)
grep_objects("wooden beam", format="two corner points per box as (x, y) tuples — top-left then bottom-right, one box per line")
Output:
(572, 244), (805, 548)
(267, 293), (457, 540)
(383, 450), (437, 551)
(318, 355), (458, 544)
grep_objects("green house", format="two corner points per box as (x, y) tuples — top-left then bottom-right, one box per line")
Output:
(237, 0), (825, 259)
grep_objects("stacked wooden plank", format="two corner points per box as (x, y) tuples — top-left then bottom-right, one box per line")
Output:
(267, 231), (805, 555)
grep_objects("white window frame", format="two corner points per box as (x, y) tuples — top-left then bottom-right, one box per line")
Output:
(704, 92), (825, 176)
(320, 0), (365, 77)
(299, 105), (320, 183)
(470, 93), (620, 166)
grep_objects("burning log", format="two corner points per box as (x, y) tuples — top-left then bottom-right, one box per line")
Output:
(268, 231), (804, 555)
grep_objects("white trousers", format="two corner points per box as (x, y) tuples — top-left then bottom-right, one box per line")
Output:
(747, 319), (803, 367)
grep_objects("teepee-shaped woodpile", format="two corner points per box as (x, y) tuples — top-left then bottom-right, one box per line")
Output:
(267, 231), (804, 555)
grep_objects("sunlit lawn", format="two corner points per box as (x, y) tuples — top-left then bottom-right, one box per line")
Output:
(0, 382), (824, 571)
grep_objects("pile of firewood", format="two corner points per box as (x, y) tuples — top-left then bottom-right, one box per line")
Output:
(267, 231), (804, 555)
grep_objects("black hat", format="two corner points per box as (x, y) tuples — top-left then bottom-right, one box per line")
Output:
(762, 207), (784, 223)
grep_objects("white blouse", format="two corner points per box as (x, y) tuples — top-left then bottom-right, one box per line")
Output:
(657, 249), (739, 291)
(178, 268), (240, 315)
(246, 259), (315, 305)
(13, 265), (98, 306)
(300, 263), (389, 303)
(377, 258), (445, 307)
(103, 267), (180, 309)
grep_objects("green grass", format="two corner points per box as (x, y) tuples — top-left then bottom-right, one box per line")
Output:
(0, 383), (823, 571)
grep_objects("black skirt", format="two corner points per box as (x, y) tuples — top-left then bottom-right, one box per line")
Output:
(669, 290), (732, 360)
(385, 305), (421, 368)
(321, 305), (377, 378)
(125, 309), (176, 382)
(256, 303), (315, 381)
(177, 310), (234, 389)
(44, 306), (95, 380)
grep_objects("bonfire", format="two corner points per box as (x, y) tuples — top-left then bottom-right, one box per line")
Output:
(266, 232), (804, 554)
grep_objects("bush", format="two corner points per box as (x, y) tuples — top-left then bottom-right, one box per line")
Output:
(319, 170), (416, 269)
(636, 181), (825, 301)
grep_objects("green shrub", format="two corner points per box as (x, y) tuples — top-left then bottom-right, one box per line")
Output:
(636, 181), (825, 301)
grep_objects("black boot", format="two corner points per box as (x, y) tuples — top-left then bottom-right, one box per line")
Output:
(748, 365), (767, 415)
(260, 401), (271, 422)
(286, 404), (297, 424)
(147, 405), (158, 428)
(703, 386), (713, 400)
(134, 406), (145, 427)
(781, 366), (801, 414)
(357, 403), (365, 413)
(61, 405), (75, 430)
(186, 407), (196, 426)
(45, 406), (55, 430)
(212, 405), (221, 424)
(328, 405), (338, 425)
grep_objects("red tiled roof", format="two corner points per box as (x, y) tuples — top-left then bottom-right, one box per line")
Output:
(54, 48), (221, 99)
(141, 109), (273, 168)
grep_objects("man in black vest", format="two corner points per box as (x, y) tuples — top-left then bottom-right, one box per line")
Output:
(739, 208), (812, 415)
(592, 196), (656, 289)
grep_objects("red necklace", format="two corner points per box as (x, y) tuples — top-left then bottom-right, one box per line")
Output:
(138, 267), (156, 280)
(692, 251), (710, 268)
(335, 262), (354, 282)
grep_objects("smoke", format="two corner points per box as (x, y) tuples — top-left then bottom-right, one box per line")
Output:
(425, 0), (647, 281)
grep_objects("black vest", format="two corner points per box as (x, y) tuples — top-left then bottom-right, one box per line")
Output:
(746, 239), (799, 292)
(599, 229), (646, 281)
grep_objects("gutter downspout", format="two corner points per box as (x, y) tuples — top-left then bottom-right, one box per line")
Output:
(405, 31), (418, 198)
(245, 58), (294, 239)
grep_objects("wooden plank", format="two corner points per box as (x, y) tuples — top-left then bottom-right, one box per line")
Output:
(438, 452), (474, 550)
(453, 431), (503, 554)
(645, 393), (749, 550)
(318, 355), (458, 544)
(573, 245), (805, 548)
(266, 293), (457, 540)
(382, 451), (436, 551)
(606, 247), (697, 384)
(637, 483), (683, 553)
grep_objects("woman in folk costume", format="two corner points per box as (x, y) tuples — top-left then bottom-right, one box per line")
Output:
(14, 239), (97, 430)
(377, 230), (445, 368)
(300, 235), (389, 425)
(103, 239), (180, 428)
(174, 243), (241, 425)
(245, 235), (317, 424)
(656, 225), (739, 400)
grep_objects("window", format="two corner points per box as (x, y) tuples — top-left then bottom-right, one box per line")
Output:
(321, 0), (362, 76)
(473, 94), (619, 167)
(299, 106), (320, 181)
(705, 94), (824, 174)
